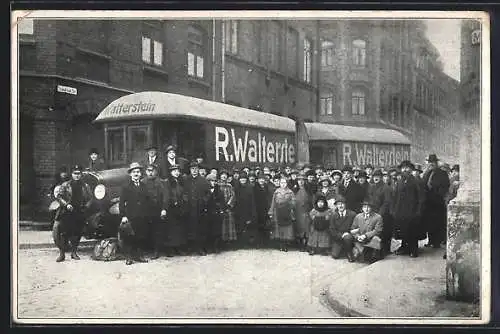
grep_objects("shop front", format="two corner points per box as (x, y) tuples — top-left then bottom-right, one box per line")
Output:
(305, 122), (411, 169)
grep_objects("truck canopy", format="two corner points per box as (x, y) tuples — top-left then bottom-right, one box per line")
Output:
(304, 122), (411, 145)
(95, 91), (296, 133)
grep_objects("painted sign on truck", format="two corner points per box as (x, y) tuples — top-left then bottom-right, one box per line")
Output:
(342, 141), (410, 168)
(207, 124), (295, 167)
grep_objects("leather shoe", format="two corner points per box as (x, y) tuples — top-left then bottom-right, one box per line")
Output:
(151, 252), (160, 260)
(56, 253), (65, 262)
(125, 259), (134, 265)
(347, 251), (355, 263)
(136, 256), (148, 263)
(409, 251), (419, 258)
(71, 252), (80, 260)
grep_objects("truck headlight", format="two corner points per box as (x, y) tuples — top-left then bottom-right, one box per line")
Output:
(94, 184), (106, 200)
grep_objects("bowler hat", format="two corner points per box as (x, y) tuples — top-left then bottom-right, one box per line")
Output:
(426, 154), (439, 163)
(146, 163), (158, 170)
(71, 164), (83, 173)
(219, 169), (229, 177)
(414, 164), (423, 173)
(334, 195), (347, 205)
(372, 169), (383, 177)
(164, 144), (177, 153)
(169, 164), (181, 171)
(296, 172), (306, 180)
(342, 165), (353, 173)
(357, 170), (368, 179)
(89, 148), (99, 155)
(127, 162), (143, 173)
(145, 144), (158, 151)
(305, 170), (316, 177)
(452, 164), (460, 172)
(189, 160), (199, 168)
(361, 199), (374, 208)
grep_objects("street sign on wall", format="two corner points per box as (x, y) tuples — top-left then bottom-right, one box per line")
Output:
(56, 85), (78, 95)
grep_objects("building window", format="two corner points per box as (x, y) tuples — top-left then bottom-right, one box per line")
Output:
(188, 25), (205, 79)
(76, 50), (110, 83)
(321, 39), (334, 67)
(18, 18), (34, 35)
(286, 27), (299, 77)
(352, 39), (366, 67)
(303, 37), (312, 83)
(225, 20), (238, 54)
(320, 91), (334, 115)
(142, 36), (163, 66)
(351, 89), (366, 116)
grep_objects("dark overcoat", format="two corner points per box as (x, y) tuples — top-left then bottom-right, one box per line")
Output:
(119, 180), (151, 239)
(205, 184), (225, 240)
(183, 174), (211, 242)
(162, 175), (188, 247)
(390, 173), (421, 239)
(234, 183), (257, 232)
(339, 180), (365, 213)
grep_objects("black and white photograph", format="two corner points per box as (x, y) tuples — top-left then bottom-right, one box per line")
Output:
(11, 10), (490, 324)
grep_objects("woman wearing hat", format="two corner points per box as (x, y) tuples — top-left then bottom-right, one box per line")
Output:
(268, 176), (296, 252)
(161, 164), (188, 257)
(307, 195), (333, 256)
(218, 170), (237, 248)
(315, 175), (338, 208)
(329, 195), (357, 260)
(294, 172), (313, 251)
(119, 162), (150, 265)
(346, 200), (383, 263)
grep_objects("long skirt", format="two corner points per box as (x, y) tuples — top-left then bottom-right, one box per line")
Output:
(221, 210), (237, 241)
(307, 229), (330, 248)
(294, 211), (311, 238)
(165, 209), (186, 247)
(272, 222), (294, 241)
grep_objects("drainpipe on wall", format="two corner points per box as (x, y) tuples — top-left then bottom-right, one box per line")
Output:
(221, 20), (226, 103)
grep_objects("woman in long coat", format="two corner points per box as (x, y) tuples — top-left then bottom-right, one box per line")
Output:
(268, 177), (296, 252)
(294, 173), (312, 251)
(307, 195), (333, 255)
(162, 164), (188, 256)
(234, 172), (257, 248)
(218, 170), (237, 248)
(205, 174), (225, 254)
(315, 175), (339, 208)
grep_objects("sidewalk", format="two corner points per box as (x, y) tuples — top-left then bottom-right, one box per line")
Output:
(16, 230), (96, 250)
(325, 244), (480, 318)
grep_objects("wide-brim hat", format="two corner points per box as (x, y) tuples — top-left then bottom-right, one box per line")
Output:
(189, 160), (199, 168)
(145, 144), (158, 151)
(361, 199), (374, 208)
(128, 162), (143, 173)
(357, 170), (368, 178)
(206, 174), (217, 182)
(319, 175), (331, 185)
(331, 170), (342, 177)
(164, 144), (177, 153)
(426, 154), (439, 163)
(305, 170), (316, 177)
(296, 172), (306, 180)
(334, 195), (347, 205)
(372, 169), (383, 177)
(342, 165), (353, 173)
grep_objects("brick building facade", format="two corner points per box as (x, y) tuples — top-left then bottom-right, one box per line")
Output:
(16, 18), (459, 220)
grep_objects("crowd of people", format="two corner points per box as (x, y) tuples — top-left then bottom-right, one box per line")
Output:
(50, 144), (460, 266)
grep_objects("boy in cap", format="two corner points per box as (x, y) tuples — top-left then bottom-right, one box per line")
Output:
(119, 162), (150, 265)
(143, 144), (164, 178)
(53, 164), (92, 262)
(87, 148), (106, 172)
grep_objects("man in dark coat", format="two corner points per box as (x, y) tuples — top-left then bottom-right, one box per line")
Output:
(53, 164), (92, 262)
(330, 196), (357, 259)
(87, 148), (106, 172)
(391, 160), (422, 257)
(142, 163), (165, 259)
(254, 173), (272, 247)
(142, 144), (165, 179)
(184, 161), (211, 255)
(305, 169), (318, 196)
(367, 169), (393, 257)
(162, 164), (188, 256)
(205, 174), (225, 253)
(163, 144), (189, 177)
(356, 170), (369, 202)
(119, 162), (151, 265)
(339, 165), (365, 213)
(421, 154), (450, 248)
(234, 172), (257, 248)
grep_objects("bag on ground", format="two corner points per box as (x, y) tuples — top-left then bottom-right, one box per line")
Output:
(91, 237), (121, 261)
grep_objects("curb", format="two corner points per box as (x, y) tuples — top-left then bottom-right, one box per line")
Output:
(323, 290), (368, 317)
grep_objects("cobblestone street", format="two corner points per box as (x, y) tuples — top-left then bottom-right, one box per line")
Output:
(16, 247), (367, 319)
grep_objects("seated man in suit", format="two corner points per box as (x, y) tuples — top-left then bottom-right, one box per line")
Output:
(329, 195), (357, 260)
(343, 200), (383, 263)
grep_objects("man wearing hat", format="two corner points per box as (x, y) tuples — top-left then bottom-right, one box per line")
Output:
(87, 148), (106, 172)
(142, 163), (165, 260)
(329, 195), (357, 260)
(345, 199), (383, 263)
(143, 144), (164, 178)
(288, 169), (300, 193)
(422, 154), (450, 248)
(119, 162), (151, 265)
(364, 164), (374, 183)
(339, 165), (365, 213)
(53, 164), (92, 262)
(163, 144), (188, 177)
(367, 169), (393, 257)
(254, 172), (272, 247)
(234, 171), (257, 248)
(304, 169), (318, 196)
(391, 160), (423, 257)
(184, 160), (211, 255)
